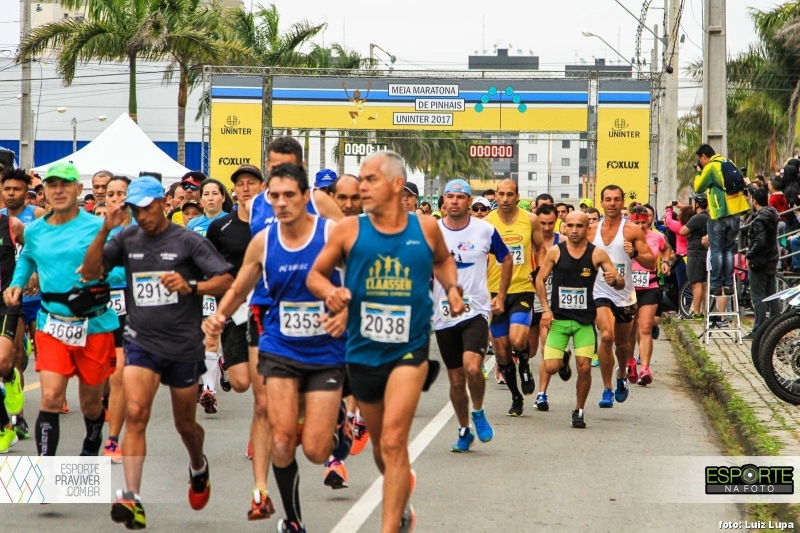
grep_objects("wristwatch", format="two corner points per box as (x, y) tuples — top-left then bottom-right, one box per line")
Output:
(188, 280), (198, 295)
(446, 283), (464, 296)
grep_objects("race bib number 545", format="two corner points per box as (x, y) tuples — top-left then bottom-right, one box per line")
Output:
(360, 302), (410, 343)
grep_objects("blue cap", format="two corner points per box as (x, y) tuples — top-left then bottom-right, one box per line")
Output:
(444, 179), (471, 196)
(125, 176), (165, 207)
(315, 168), (337, 188)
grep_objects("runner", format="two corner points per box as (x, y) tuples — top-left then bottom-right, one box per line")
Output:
(328, 174), (362, 216)
(188, 179), (232, 237)
(588, 185), (655, 408)
(101, 176), (135, 463)
(3, 162), (118, 457)
(530, 203), (566, 411)
(308, 150), (465, 532)
(1, 167), (45, 440)
(91, 170), (112, 205)
(626, 204), (674, 386)
(434, 179), (511, 452)
(536, 211), (624, 428)
(486, 179), (546, 416)
(168, 172), (205, 226)
(80, 176), (234, 530)
(205, 163), (349, 533)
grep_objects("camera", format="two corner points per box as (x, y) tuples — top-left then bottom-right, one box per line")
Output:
(672, 201), (678, 207)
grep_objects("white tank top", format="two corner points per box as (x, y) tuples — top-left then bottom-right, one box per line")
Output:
(592, 218), (637, 307)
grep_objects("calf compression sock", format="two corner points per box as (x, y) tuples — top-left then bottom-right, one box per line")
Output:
(36, 411), (60, 456)
(81, 409), (105, 456)
(273, 460), (303, 526)
(498, 362), (522, 399)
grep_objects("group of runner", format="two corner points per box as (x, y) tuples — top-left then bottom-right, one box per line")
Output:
(0, 135), (674, 532)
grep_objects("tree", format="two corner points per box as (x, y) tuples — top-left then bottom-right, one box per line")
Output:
(18, 0), (153, 123)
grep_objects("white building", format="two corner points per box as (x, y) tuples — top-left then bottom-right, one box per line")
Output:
(516, 133), (584, 200)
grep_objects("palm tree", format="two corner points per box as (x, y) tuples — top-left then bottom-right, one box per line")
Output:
(136, 0), (251, 164)
(18, 0), (153, 123)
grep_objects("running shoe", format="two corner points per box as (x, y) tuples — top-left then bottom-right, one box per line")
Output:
(409, 469), (417, 496)
(495, 367), (506, 385)
(558, 349), (572, 381)
(188, 456), (211, 511)
(688, 313), (704, 320)
(591, 353), (600, 367)
(13, 415), (29, 440)
(323, 459), (349, 489)
(571, 409), (586, 429)
(24, 334), (32, 358)
(247, 488), (275, 521)
(615, 375), (629, 403)
(219, 358), (231, 393)
(714, 319), (729, 328)
(111, 490), (146, 530)
(599, 388), (614, 408)
(61, 400), (69, 414)
(104, 438), (123, 464)
(652, 325), (660, 339)
(399, 502), (416, 533)
(199, 389), (218, 414)
(471, 409), (494, 442)
(246, 439), (253, 460)
(451, 427), (475, 453)
(3, 368), (23, 415)
(332, 403), (353, 461)
(638, 367), (653, 386)
(626, 358), (638, 385)
(535, 392), (549, 411)
(519, 359), (535, 395)
(276, 519), (306, 533)
(481, 364), (488, 380)
(0, 427), (19, 453)
(350, 417), (369, 456)
(487, 342), (494, 356)
(507, 397), (524, 417)
(197, 383), (204, 402)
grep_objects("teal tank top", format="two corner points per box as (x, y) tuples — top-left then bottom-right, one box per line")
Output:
(345, 214), (433, 366)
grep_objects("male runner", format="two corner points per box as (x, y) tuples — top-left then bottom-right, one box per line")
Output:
(1, 168), (45, 439)
(80, 177), (233, 530)
(92, 170), (112, 205)
(4, 163), (118, 457)
(206, 164), (349, 533)
(486, 179), (546, 416)
(434, 179), (511, 452)
(308, 150), (464, 532)
(244, 136), (343, 518)
(536, 212), (624, 428)
(329, 174), (363, 216)
(588, 185), (655, 408)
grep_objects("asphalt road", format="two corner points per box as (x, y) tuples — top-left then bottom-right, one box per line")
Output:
(4, 333), (743, 532)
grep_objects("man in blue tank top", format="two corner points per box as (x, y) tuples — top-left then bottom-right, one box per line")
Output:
(205, 164), (349, 533)
(308, 151), (465, 532)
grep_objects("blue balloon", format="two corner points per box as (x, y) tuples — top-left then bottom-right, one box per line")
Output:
(480, 94), (490, 104)
(505, 86), (514, 95)
(475, 103), (484, 112)
(518, 103), (527, 113)
(488, 86), (497, 96)
(512, 95), (521, 104)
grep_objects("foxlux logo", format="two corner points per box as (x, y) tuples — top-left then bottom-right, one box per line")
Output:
(606, 161), (640, 169)
(218, 157), (251, 165)
(705, 464), (794, 494)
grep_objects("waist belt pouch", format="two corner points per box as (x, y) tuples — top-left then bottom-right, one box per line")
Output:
(42, 284), (111, 316)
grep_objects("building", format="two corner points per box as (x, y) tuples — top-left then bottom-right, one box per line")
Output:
(565, 58), (632, 78)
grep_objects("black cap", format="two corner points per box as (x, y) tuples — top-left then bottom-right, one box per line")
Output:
(403, 182), (419, 197)
(231, 164), (264, 183)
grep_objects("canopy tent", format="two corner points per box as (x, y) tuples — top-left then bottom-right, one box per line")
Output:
(33, 113), (190, 190)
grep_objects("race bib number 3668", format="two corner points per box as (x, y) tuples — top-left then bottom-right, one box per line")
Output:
(360, 302), (410, 343)
(44, 314), (88, 347)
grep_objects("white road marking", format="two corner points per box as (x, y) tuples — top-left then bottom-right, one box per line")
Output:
(330, 356), (496, 533)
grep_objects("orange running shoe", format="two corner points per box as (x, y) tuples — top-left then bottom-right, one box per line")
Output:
(61, 400), (69, 414)
(247, 489), (275, 520)
(246, 439), (253, 460)
(323, 459), (349, 490)
(188, 457), (211, 511)
(103, 438), (123, 464)
(350, 418), (370, 456)
(409, 469), (416, 496)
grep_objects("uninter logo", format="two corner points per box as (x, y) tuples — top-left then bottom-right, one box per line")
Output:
(606, 161), (640, 169)
(220, 115), (252, 135)
(609, 118), (641, 138)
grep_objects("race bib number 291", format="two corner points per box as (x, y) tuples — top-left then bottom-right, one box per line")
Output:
(132, 272), (178, 307)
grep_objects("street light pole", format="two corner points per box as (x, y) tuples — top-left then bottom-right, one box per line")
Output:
(71, 117), (77, 153)
(581, 31), (634, 67)
(19, 0), (34, 169)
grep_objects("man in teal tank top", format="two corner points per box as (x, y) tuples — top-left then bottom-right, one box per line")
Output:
(308, 151), (465, 533)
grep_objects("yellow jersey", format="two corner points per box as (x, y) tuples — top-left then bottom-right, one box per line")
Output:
(487, 207), (534, 294)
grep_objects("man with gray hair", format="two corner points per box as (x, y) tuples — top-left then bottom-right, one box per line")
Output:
(92, 170), (113, 204)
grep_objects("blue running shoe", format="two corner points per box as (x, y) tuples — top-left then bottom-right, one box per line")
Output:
(471, 409), (494, 443)
(652, 325), (660, 339)
(451, 427), (475, 452)
(591, 354), (600, 367)
(599, 388), (614, 408)
(535, 392), (549, 411)
(615, 376), (629, 403)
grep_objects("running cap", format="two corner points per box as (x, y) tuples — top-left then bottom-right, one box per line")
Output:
(44, 162), (80, 182)
(125, 176), (165, 207)
(444, 179), (471, 196)
(579, 198), (594, 208)
(231, 164), (263, 183)
(472, 197), (491, 208)
(181, 200), (202, 212)
(27, 188), (36, 197)
(518, 200), (532, 212)
(180, 171), (206, 188)
(315, 168), (337, 189)
(403, 182), (419, 197)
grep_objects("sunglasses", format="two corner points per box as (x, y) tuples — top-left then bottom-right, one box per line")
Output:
(181, 183), (199, 191)
(472, 206), (489, 212)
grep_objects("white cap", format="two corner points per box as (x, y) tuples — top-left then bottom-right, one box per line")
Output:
(472, 197), (491, 208)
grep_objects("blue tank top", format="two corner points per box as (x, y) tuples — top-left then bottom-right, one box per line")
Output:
(249, 191), (318, 306)
(258, 216), (345, 366)
(345, 214), (433, 367)
(2, 205), (41, 303)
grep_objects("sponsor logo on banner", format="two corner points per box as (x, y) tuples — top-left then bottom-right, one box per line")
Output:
(606, 161), (640, 169)
(609, 117), (641, 138)
(220, 115), (252, 135)
(210, 101), (263, 188)
(596, 107), (650, 206)
(0, 456), (111, 503)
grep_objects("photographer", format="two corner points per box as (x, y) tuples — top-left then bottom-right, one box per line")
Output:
(679, 194), (710, 319)
(745, 188), (780, 338)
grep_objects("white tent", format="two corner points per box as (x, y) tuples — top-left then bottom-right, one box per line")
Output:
(33, 113), (190, 190)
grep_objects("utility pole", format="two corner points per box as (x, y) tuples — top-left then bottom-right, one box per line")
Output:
(657, 0), (680, 210)
(702, 0), (727, 155)
(650, 25), (660, 210)
(19, 0), (34, 169)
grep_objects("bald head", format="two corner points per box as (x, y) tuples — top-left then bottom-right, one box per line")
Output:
(563, 211), (590, 244)
(363, 150), (407, 182)
(330, 174), (362, 216)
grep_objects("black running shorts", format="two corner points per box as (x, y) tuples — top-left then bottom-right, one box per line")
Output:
(434, 315), (489, 370)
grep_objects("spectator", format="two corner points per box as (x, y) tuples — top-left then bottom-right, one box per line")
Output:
(679, 194), (710, 318)
(664, 202), (690, 292)
(768, 178), (789, 221)
(783, 164), (800, 229)
(745, 188), (780, 338)
(693, 143), (749, 297)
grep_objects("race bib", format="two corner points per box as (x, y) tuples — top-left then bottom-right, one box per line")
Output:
(279, 301), (325, 337)
(108, 290), (126, 316)
(439, 295), (474, 323)
(231, 302), (249, 326)
(44, 314), (88, 347)
(632, 271), (651, 288)
(614, 262), (626, 278)
(509, 245), (525, 266)
(202, 295), (217, 317)
(360, 302), (410, 343)
(559, 287), (587, 310)
(132, 272), (178, 307)
(545, 275), (553, 291)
